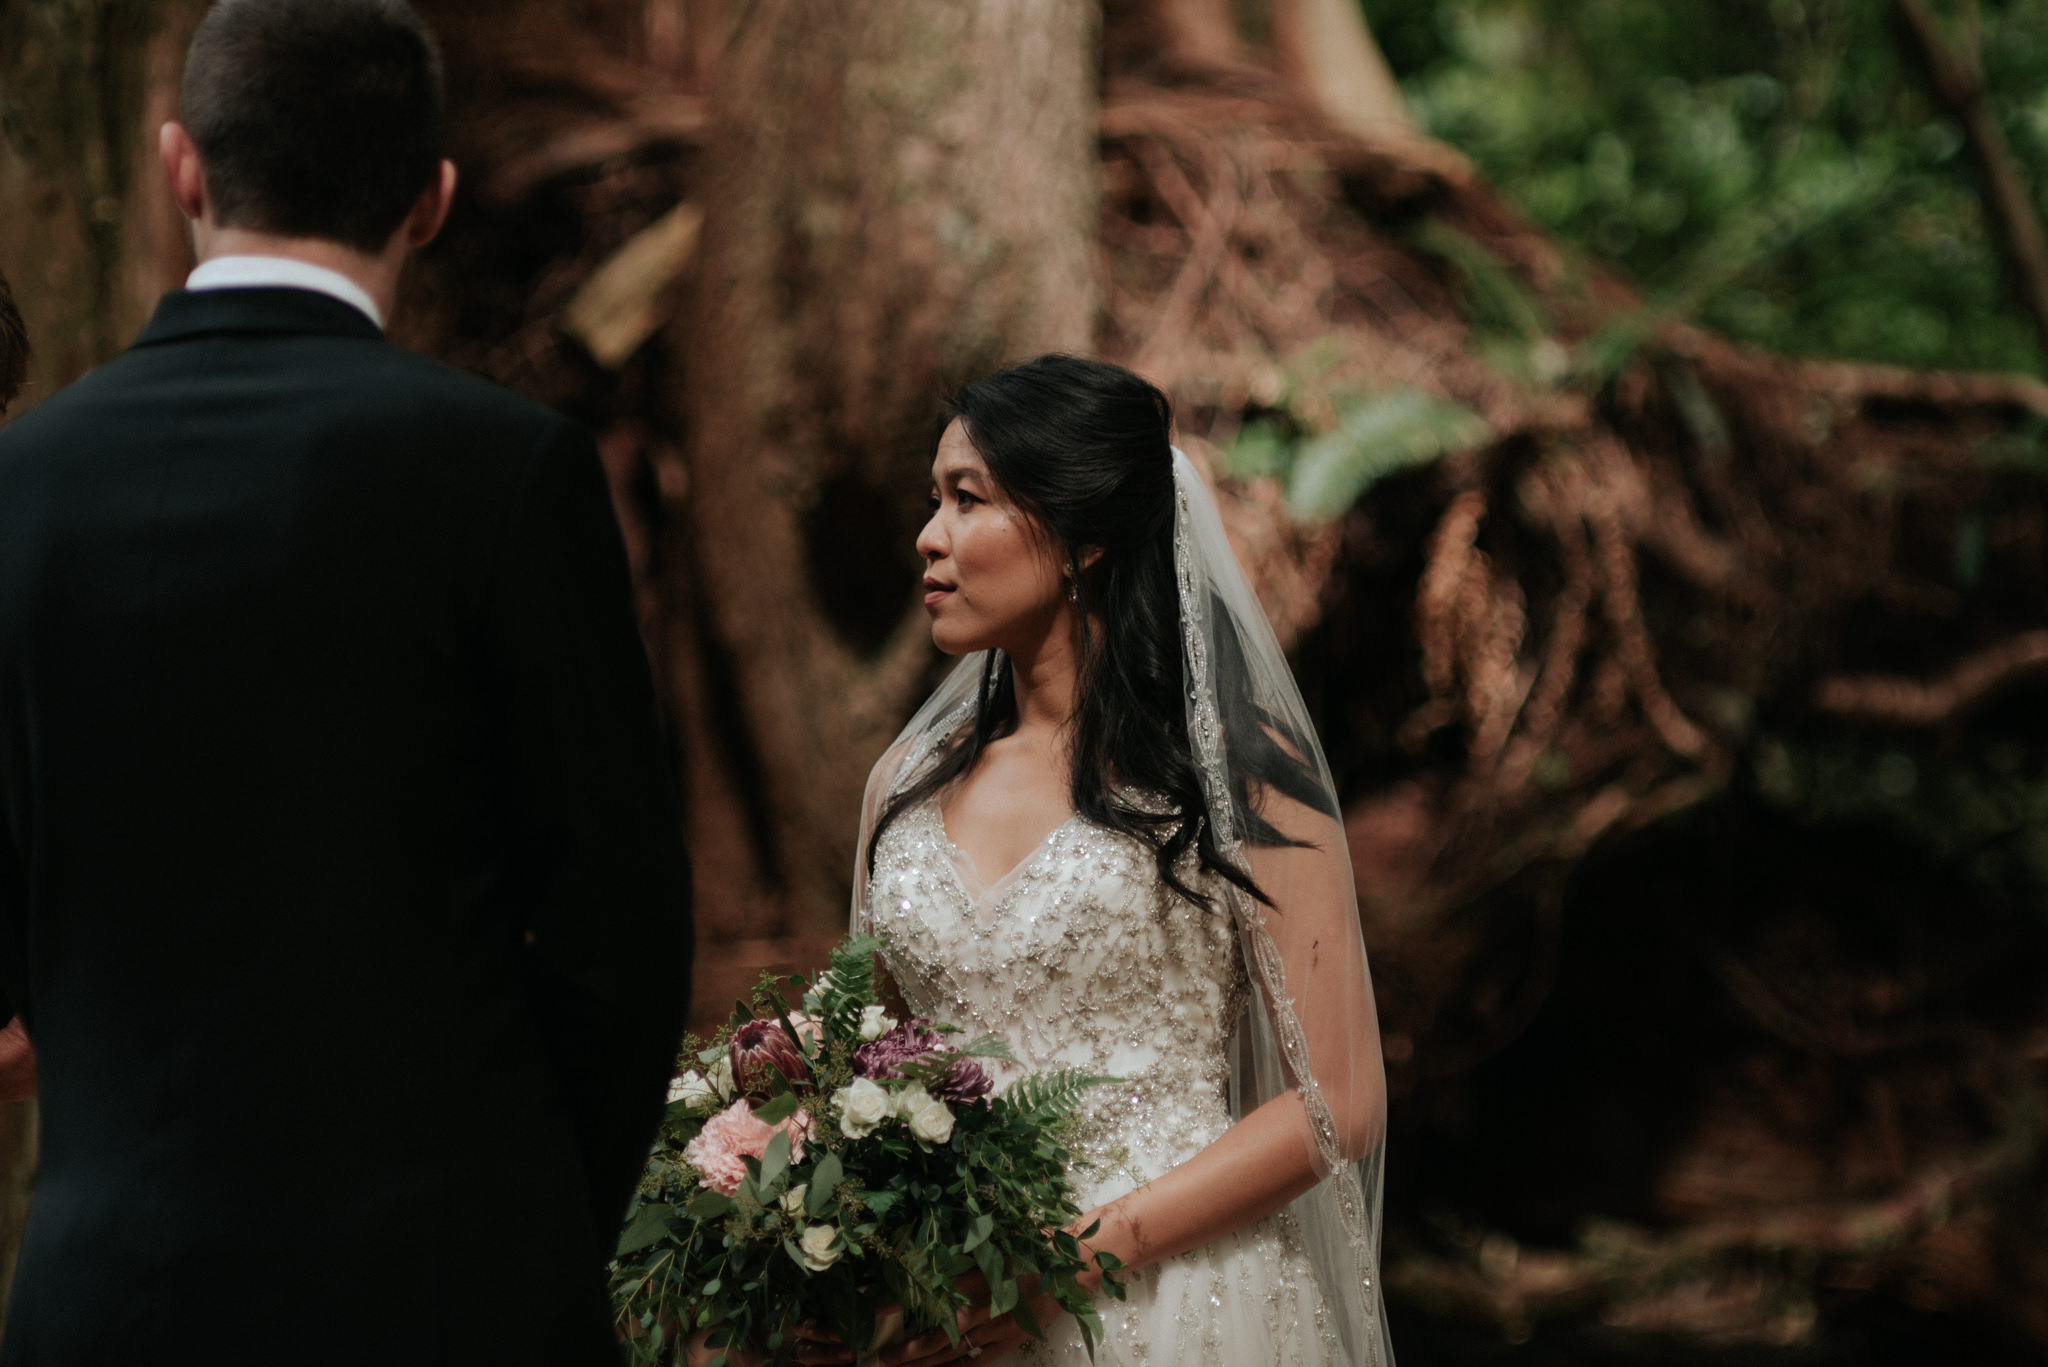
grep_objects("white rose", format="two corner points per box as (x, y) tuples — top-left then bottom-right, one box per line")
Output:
(708, 1056), (735, 1100)
(782, 1184), (808, 1214)
(797, 1222), (842, 1272)
(906, 1093), (954, 1146)
(859, 1005), (897, 1041)
(889, 1084), (931, 1120)
(835, 1077), (890, 1138)
(669, 1070), (718, 1109)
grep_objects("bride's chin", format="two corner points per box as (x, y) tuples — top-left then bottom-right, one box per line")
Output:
(929, 622), (988, 657)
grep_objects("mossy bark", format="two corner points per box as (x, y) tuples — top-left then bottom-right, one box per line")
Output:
(671, 0), (1101, 1001)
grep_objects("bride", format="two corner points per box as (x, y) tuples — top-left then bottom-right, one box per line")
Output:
(850, 355), (1394, 1366)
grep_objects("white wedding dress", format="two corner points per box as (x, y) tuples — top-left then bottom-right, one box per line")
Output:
(864, 794), (1345, 1366)
(853, 448), (1392, 1366)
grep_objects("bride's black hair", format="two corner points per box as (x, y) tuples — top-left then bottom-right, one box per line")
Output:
(868, 353), (1334, 911)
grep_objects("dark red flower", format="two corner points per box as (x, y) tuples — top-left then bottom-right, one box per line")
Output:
(928, 1056), (992, 1104)
(730, 1019), (810, 1098)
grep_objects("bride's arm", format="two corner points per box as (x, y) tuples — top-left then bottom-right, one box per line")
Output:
(1082, 793), (1386, 1274)
(1078, 1090), (1330, 1273)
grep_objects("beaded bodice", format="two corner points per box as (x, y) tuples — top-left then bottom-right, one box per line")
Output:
(864, 796), (1248, 1200)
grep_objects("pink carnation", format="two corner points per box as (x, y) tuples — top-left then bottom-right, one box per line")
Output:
(684, 1098), (814, 1197)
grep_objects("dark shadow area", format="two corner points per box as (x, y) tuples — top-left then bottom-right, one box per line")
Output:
(1385, 788), (2048, 1358)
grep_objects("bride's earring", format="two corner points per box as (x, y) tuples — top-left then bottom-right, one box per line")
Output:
(1066, 577), (1079, 604)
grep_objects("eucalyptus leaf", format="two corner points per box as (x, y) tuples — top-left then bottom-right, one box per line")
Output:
(808, 1152), (844, 1213)
(759, 1129), (792, 1192)
(974, 1239), (1005, 1296)
(615, 1204), (673, 1256)
(1010, 1292), (1043, 1340)
(752, 1092), (799, 1125)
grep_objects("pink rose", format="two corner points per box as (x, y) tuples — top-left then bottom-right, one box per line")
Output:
(684, 1098), (815, 1197)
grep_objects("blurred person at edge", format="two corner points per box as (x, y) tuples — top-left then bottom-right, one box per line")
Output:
(0, 267), (27, 1104)
(0, 1), (692, 1362)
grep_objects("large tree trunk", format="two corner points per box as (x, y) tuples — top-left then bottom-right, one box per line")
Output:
(0, 1), (198, 409)
(1269, 0), (1414, 141)
(1143, 0), (1244, 65)
(0, 0), (202, 1332)
(673, 0), (1100, 1002)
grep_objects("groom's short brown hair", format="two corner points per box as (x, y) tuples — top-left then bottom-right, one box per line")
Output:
(180, 0), (445, 254)
(0, 268), (28, 416)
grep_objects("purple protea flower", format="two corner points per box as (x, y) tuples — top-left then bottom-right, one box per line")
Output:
(852, 1018), (947, 1081)
(730, 1018), (810, 1098)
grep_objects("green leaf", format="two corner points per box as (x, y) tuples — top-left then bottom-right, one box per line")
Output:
(807, 1152), (844, 1214)
(783, 1237), (812, 1271)
(1222, 417), (1292, 482)
(952, 1033), (1020, 1064)
(974, 1239), (1005, 1296)
(751, 1092), (798, 1125)
(686, 1190), (735, 1219)
(961, 1212), (996, 1254)
(615, 1204), (672, 1256)
(1412, 220), (1549, 342)
(997, 1070), (1119, 1122)
(1284, 389), (1492, 522)
(758, 1129), (792, 1193)
(1011, 1292), (1043, 1340)
(862, 1190), (902, 1217)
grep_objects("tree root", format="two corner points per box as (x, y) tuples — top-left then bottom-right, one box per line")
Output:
(1814, 630), (2048, 726)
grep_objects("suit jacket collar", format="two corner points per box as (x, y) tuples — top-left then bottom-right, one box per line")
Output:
(135, 287), (388, 349)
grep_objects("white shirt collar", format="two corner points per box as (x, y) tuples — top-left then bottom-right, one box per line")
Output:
(185, 255), (385, 331)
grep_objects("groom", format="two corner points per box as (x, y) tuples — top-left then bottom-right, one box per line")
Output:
(0, 1), (692, 1361)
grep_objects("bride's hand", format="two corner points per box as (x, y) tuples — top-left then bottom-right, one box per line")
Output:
(683, 1323), (862, 1366)
(0, 1016), (35, 1103)
(864, 1272), (1068, 1367)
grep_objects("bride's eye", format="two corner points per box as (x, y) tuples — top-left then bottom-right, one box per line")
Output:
(956, 489), (981, 508)
(925, 491), (941, 511)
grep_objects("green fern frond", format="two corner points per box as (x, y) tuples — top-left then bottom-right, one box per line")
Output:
(997, 1070), (1119, 1122)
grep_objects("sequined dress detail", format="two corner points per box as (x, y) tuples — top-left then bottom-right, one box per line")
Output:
(863, 796), (1342, 1366)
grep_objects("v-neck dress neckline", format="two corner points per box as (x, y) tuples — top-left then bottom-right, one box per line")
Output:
(928, 797), (1082, 915)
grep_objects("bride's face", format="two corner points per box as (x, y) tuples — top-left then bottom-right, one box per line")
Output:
(916, 419), (1068, 655)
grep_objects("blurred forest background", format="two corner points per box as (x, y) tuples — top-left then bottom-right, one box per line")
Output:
(6, 0), (2048, 1361)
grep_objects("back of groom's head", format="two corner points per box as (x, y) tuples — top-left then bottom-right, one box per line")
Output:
(181, 0), (445, 255)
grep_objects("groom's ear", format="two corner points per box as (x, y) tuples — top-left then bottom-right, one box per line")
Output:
(402, 160), (459, 251)
(159, 121), (208, 224)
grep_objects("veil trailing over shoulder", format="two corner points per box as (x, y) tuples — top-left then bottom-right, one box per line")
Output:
(851, 451), (1394, 1367)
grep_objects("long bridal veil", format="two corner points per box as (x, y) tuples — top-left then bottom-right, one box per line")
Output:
(1169, 447), (1393, 1367)
(851, 451), (1394, 1367)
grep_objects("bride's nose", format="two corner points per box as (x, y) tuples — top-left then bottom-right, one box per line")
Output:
(915, 513), (947, 562)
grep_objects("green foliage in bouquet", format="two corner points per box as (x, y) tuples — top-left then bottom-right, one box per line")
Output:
(611, 935), (1125, 1366)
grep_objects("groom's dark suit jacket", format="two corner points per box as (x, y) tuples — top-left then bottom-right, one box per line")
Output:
(0, 288), (693, 1364)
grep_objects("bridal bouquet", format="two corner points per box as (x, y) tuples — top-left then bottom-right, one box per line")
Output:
(612, 935), (1124, 1366)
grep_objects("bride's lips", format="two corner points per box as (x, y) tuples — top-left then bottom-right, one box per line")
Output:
(922, 576), (955, 610)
